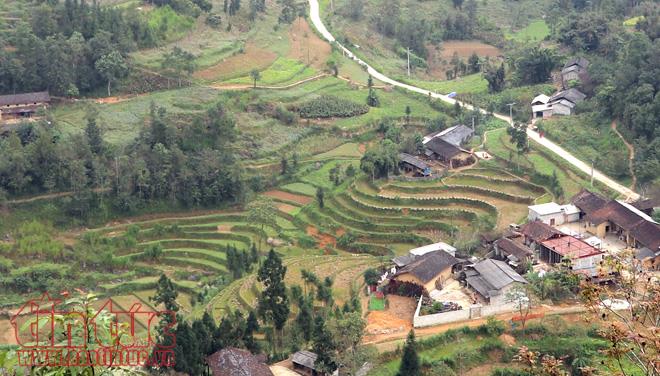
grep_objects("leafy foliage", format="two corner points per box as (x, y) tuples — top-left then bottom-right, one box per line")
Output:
(298, 95), (370, 118)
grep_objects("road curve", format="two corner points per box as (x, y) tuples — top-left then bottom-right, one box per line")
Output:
(307, 0), (639, 200)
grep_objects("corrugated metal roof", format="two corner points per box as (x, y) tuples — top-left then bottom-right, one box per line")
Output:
(472, 259), (527, 290)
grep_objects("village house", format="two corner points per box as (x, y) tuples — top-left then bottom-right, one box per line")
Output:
(423, 124), (475, 147)
(571, 189), (609, 220)
(538, 235), (604, 277)
(423, 137), (474, 169)
(392, 242), (457, 268)
(527, 202), (580, 226)
(635, 247), (660, 271)
(583, 199), (660, 251)
(398, 152), (431, 177)
(0, 91), (50, 121)
(493, 237), (534, 272)
(393, 250), (459, 292)
(519, 220), (564, 251)
(531, 88), (586, 119)
(292, 350), (338, 376)
(464, 259), (527, 305)
(207, 347), (273, 376)
(561, 57), (590, 89)
(632, 197), (659, 217)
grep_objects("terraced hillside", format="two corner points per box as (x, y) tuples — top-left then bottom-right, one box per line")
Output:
(81, 143), (556, 323)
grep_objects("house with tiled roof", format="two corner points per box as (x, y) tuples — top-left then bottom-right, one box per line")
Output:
(207, 348), (273, 376)
(519, 221), (563, 250)
(0, 91), (50, 121)
(393, 250), (459, 292)
(584, 200), (660, 251)
(493, 238), (534, 272)
(538, 235), (604, 277)
(465, 259), (527, 305)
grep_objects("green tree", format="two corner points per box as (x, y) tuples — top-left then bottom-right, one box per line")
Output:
(161, 47), (196, 87)
(316, 187), (325, 208)
(257, 249), (290, 349)
(366, 75), (380, 107)
(250, 69), (261, 88)
(467, 52), (480, 73)
(398, 330), (420, 376)
(244, 310), (260, 353)
(246, 196), (277, 250)
(512, 47), (557, 85)
(94, 50), (128, 96)
(484, 63), (506, 93)
(405, 105), (411, 124)
(312, 315), (337, 373)
(328, 312), (367, 374)
(85, 117), (103, 155)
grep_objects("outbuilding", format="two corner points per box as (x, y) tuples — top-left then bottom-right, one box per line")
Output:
(528, 202), (580, 226)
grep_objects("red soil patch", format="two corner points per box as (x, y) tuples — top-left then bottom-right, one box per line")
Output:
(276, 202), (298, 214)
(288, 18), (331, 69)
(306, 226), (336, 248)
(264, 190), (313, 205)
(365, 295), (416, 336)
(427, 40), (503, 79)
(358, 143), (367, 153)
(193, 43), (277, 81)
(335, 228), (346, 237)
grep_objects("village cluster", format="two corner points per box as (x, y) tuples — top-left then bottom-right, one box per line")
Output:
(371, 187), (659, 328)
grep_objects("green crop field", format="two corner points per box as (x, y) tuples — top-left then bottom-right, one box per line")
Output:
(506, 19), (550, 42)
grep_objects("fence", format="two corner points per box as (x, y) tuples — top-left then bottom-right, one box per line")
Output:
(412, 297), (518, 328)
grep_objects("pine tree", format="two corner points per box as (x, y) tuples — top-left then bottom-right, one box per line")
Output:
(85, 117), (103, 155)
(312, 315), (337, 373)
(316, 187), (324, 208)
(397, 330), (420, 376)
(244, 310), (260, 353)
(296, 296), (314, 342)
(257, 249), (290, 348)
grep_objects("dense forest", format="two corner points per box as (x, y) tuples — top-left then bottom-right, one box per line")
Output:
(0, 102), (245, 219)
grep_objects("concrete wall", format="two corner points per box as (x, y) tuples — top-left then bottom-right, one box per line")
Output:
(412, 297), (518, 328)
(529, 209), (565, 226)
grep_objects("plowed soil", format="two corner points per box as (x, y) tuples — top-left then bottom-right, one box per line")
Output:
(193, 43), (277, 81)
(264, 190), (313, 205)
(288, 18), (331, 69)
(276, 202), (299, 214)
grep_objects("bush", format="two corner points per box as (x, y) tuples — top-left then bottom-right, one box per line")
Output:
(298, 95), (370, 118)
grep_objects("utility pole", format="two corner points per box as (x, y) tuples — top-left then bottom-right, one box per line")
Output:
(507, 102), (515, 126)
(407, 47), (411, 78)
(591, 160), (594, 186)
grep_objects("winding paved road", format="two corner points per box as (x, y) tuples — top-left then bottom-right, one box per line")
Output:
(307, 0), (639, 201)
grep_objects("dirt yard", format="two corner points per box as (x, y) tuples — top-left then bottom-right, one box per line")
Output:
(193, 43), (277, 81)
(427, 40), (503, 79)
(288, 17), (331, 69)
(365, 295), (416, 337)
(263, 190), (313, 205)
(429, 279), (475, 309)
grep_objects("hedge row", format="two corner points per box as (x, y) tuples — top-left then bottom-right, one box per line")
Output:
(351, 187), (499, 216)
(297, 95), (370, 118)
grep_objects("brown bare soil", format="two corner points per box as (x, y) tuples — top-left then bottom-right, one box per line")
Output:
(288, 17), (331, 69)
(335, 227), (346, 237)
(358, 143), (367, 153)
(264, 190), (313, 205)
(365, 295), (416, 336)
(427, 40), (503, 79)
(193, 43), (277, 81)
(0, 319), (16, 345)
(306, 225), (336, 248)
(499, 333), (516, 346)
(275, 202), (298, 214)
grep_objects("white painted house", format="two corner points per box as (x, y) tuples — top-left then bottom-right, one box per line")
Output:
(528, 202), (580, 226)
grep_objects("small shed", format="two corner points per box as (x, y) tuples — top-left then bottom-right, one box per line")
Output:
(465, 259), (527, 305)
(399, 153), (431, 176)
(292, 350), (338, 376)
(0, 91), (51, 120)
(528, 202), (580, 226)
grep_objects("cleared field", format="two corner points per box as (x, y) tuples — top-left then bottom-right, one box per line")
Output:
(426, 41), (503, 79)
(506, 19), (550, 42)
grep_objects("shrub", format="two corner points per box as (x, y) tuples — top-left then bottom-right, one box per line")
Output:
(298, 95), (370, 118)
(297, 234), (317, 248)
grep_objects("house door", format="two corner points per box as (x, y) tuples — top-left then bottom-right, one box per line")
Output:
(550, 218), (555, 226)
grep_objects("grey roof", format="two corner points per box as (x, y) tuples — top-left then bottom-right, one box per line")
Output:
(292, 351), (318, 370)
(572, 189), (609, 215)
(495, 238), (533, 260)
(425, 137), (462, 159)
(399, 153), (429, 170)
(635, 247), (660, 261)
(207, 348), (273, 376)
(393, 254), (416, 267)
(438, 125), (474, 147)
(563, 57), (589, 70)
(0, 91), (50, 106)
(550, 88), (586, 105)
(395, 250), (458, 284)
(467, 259), (526, 298)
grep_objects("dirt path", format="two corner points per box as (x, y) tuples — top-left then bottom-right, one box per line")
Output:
(611, 120), (637, 189)
(8, 187), (110, 205)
